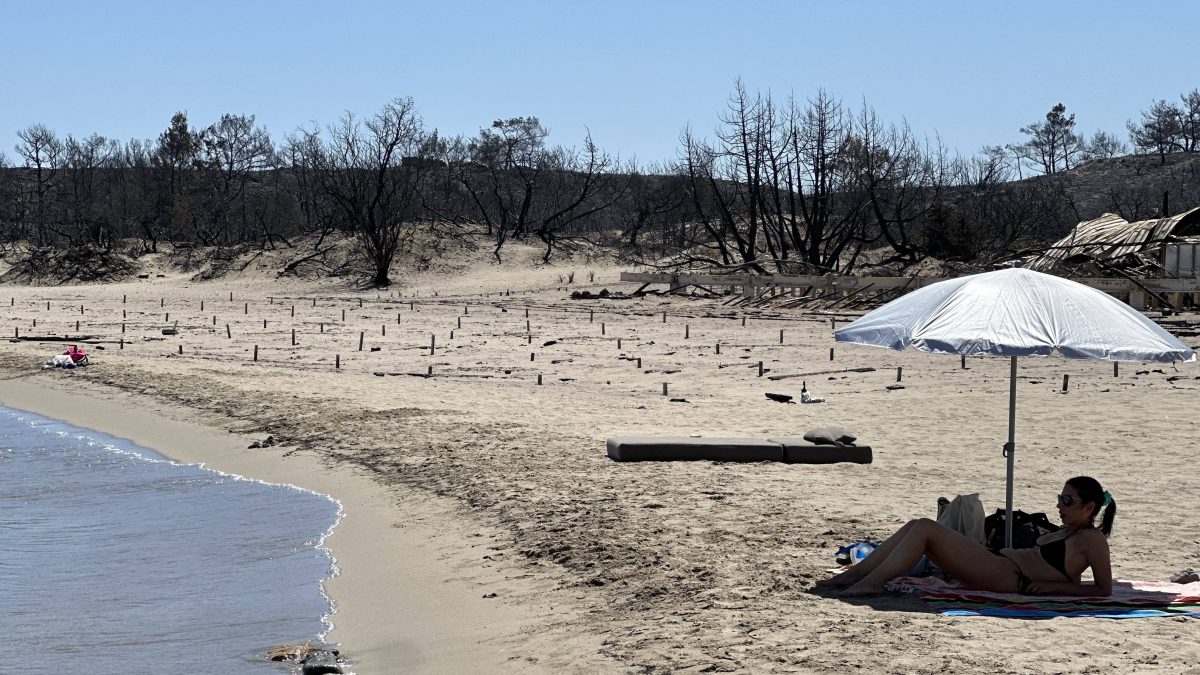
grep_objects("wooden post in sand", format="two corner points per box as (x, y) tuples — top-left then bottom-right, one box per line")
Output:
(617, 338), (622, 349)
(122, 294), (126, 304)
(254, 345), (258, 361)
(320, 323), (324, 333)
(335, 354), (340, 369)
(165, 312), (170, 322)
(530, 352), (535, 361)
(601, 322), (606, 335)
(292, 328), (297, 346)
(75, 320), (79, 331)
(178, 345), (183, 355)
(779, 329), (784, 344)
(359, 332), (365, 351)
(961, 355), (966, 369)
(685, 324), (690, 339)
(244, 302), (248, 314)
(1062, 374), (1069, 392)
(525, 308), (529, 318)
(47, 301), (50, 310)
(230, 292), (234, 301)
(160, 298), (164, 307)
(590, 310), (594, 323)
(636, 357), (642, 368)
(397, 313), (401, 325)
(829, 347), (835, 361)
(897, 367), (903, 382)
(449, 330), (454, 339)
(662, 382), (669, 396)
(80, 304), (85, 315)
(758, 361), (764, 376)
(662, 311), (667, 323)
(14, 327), (18, 337)
(313, 298), (317, 307)
(457, 316), (462, 329)
(226, 324), (231, 339)
(382, 324), (386, 336)
(429, 334), (436, 355)
(122, 322), (126, 333)
(716, 342), (720, 355)
(201, 300), (204, 311)
(263, 318), (268, 328)
(342, 309), (346, 321)
(537, 374), (543, 385)
(1113, 362), (1119, 377)
(119, 337), (123, 349)
(291, 305), (295, 317)
(213, 315), (217, 325)
(359, 298), (363, 308)
(742, 316), (746, 327)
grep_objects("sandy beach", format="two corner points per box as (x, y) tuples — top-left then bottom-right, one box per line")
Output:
(3, 251), (1199, 673)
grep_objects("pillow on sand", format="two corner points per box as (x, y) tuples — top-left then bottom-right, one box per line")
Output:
(803, 426), (857, 446)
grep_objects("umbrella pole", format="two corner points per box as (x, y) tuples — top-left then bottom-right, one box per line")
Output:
(1004, 356), (1017, 548)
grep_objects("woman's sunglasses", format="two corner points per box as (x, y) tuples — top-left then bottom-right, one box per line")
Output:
(1058, 494), (1076, 507)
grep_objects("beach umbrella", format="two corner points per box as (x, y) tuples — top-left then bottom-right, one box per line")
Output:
(834, 267), (1195, 547)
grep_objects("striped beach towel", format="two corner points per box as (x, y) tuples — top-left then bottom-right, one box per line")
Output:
(887, 577), (1200, 619)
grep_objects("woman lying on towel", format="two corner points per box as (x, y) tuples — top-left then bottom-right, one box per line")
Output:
(817, 476), (1116, 597)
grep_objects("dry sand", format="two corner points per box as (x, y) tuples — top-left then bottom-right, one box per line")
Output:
(2, 254), (1199, 674)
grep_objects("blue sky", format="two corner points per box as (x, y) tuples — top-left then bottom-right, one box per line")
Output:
(2, 1), (1197, 167)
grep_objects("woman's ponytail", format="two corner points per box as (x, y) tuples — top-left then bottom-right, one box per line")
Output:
(1097, 494), (1116, 536)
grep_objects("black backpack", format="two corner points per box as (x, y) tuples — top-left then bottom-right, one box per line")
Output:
(984, 509), (1059, 550)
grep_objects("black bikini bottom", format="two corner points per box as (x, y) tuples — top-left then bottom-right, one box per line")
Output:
(991, 550), (1031, 593)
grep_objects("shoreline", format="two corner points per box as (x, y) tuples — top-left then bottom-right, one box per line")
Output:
(0, 376), (552, 673)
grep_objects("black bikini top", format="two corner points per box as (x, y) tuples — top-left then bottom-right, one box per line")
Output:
(1038, 532), (1075, 578)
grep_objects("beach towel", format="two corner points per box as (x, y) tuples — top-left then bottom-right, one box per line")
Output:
(887, 576), (1200, 619)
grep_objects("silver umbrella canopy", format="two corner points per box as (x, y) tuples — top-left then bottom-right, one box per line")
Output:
(834, 267), (1195, 546)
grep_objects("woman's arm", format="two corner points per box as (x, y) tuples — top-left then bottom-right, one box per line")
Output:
(1083, 533), (1113, 596)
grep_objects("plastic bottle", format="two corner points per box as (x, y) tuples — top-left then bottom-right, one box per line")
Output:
(849, 542), (876, 564)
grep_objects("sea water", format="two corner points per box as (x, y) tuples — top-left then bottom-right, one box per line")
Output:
(0, 406), (341, 674)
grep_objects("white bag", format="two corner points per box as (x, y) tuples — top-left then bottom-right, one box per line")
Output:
(937, 493), (986, 545)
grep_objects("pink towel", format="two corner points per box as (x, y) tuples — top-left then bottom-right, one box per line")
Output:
(887, 576), (1200, 605)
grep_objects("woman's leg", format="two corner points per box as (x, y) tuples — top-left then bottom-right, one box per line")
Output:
(841, 519), (1020, 596)
(815, 518), (920, 587)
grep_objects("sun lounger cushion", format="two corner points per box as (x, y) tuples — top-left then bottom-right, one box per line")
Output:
(767, 437), (873, 464)
(802, 426), (857, 445)
(606, 436), (784, 462)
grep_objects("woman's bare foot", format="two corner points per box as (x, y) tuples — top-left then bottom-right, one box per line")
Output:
(837, 581), (888, 597)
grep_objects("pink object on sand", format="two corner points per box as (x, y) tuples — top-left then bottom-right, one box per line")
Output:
(62, 345), (88, 363)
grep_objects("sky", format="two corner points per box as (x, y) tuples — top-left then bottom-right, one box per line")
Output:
(2, 1), (1198, 168)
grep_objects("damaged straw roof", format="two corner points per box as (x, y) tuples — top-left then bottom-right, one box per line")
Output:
(1026, 207), (1200, 273)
